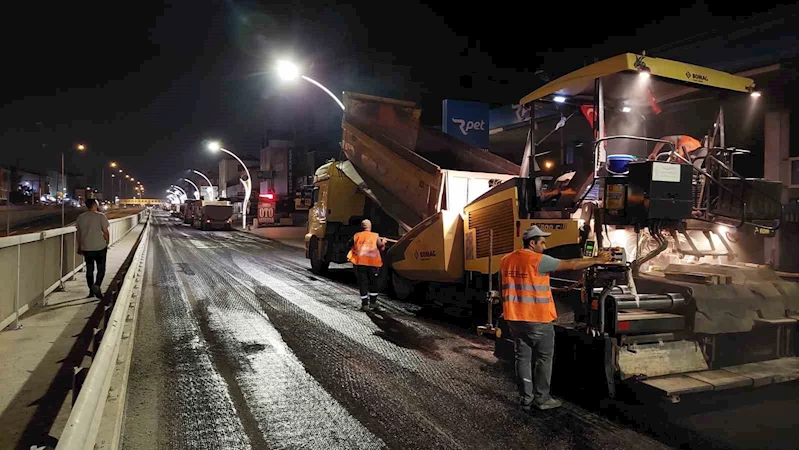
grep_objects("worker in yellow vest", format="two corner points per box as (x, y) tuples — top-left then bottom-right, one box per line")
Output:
(348, 219), (386, 311)
(500, 225), (610, 411)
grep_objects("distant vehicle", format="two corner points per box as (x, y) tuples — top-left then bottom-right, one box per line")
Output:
(183, 199), (200, 224)
(193, 200), (233, 230)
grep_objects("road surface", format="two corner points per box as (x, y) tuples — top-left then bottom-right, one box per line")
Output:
(122, 211), (798, 449)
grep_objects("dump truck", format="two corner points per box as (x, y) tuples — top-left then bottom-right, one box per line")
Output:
(388, 53), (797, 402)
(193, 200), (234, 230)
(305, 92), (519, 291)
(183, 199), (200, 225)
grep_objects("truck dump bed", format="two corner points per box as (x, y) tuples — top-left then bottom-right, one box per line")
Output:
(341, 92), (520, 231)
(203, 204), (233, 222)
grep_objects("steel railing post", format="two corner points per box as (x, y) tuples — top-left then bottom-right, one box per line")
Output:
(14, 241), (21, 330)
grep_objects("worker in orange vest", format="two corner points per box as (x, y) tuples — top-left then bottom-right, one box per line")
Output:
(647, 135), (703, 161)
(501, 225), (610, 411)
(348, 219), (386, 311)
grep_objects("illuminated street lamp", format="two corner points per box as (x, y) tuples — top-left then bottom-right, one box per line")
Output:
(276, 60), (345, 111)
(169, 185), (187, 203)
(167, 187), (186, 203)
(171, 185), (187, 197)
(207, 141), (251, 228)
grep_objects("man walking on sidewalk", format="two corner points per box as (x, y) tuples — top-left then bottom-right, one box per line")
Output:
(76, 198), (110, 299)
(348, 219), (385, 311)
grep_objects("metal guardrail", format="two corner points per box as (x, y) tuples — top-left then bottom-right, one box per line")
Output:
(0, 210), (147, 331)
(56, 214), (150, 450)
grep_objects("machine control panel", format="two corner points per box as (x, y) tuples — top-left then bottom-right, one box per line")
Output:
(608, 246), (627, 264)
(583, 240), (596, 258)
(583, 241), (626, 264)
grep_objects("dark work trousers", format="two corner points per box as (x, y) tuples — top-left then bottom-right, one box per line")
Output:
(84, 248), (108, 289)
(353, 264), (380, 306)
(507, 321), (555, 407)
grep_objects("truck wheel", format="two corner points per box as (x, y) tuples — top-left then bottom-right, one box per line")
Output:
(391, 272), (415, 300)
(309, 239), (329, 274)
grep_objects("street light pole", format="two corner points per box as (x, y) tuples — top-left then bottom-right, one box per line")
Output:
(299, 75), (345, 111)
(276, 60), (345, 111)
(61, 151), (65, 227)
(182, 178), (200, 200)
(170, 185), (187, 202)
(207, 142), (251, 229)
(192, 170), (215, 201)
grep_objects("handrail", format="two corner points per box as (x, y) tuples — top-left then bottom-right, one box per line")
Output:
(56, 213), (150, 450)
(0, 209), (145, 250)
(703, 151), (782, 231)
(593, 137), (755, 229)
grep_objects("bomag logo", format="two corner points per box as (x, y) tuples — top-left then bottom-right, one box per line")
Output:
(414, 250), (437, 260)
(685, 71), (709, 82)
(532, 223), (565, 230)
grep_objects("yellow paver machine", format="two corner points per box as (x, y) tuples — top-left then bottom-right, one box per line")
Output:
(392, 53), (796, 401)
(500, 53), (794, 401)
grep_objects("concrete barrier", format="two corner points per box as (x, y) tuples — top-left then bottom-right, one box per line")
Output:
(56, 211), (150, 450)
(0, 209), (148, 331)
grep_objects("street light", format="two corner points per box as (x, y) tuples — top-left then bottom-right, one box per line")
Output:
(275, 60), (345, 111)
(170, 185), (187, 202)
(181, 178), (201, 200)
(208, 141), (251, 228)
(167, 187), (186, 203)
(192, 169), (215, 200)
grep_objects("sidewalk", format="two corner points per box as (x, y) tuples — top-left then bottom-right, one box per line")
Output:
(0, 223), (147, 450)
(245, 225), (307, 249)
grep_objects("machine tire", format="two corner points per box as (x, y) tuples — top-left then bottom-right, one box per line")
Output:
(391, 272), (415, 300)
(309, 238), (329, 274)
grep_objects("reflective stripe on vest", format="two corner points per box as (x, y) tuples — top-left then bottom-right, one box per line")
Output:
(348, 231), (383, 267)
(499, 249), (556, 323)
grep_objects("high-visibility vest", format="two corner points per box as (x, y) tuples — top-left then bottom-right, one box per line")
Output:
(348, 231), (383, 267)
(676, 135), (702, 158)
(500, 249), (556, 323)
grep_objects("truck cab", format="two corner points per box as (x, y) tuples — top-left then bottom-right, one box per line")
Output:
(306, 160), (404, 273)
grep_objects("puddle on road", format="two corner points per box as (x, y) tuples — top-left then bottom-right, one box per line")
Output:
(241, 342), (267, 354)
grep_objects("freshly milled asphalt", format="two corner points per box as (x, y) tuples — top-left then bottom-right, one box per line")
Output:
(122, 212), (797, 450)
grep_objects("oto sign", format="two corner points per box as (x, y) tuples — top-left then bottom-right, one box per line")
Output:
(258, 199), (275, 225)
(442, 99), (489, 148)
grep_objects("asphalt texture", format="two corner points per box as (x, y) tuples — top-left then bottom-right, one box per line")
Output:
(122, 211), (798, 450)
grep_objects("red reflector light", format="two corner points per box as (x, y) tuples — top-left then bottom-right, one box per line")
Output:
(617, 321), (631, 331)
(259, 192), (275, 200)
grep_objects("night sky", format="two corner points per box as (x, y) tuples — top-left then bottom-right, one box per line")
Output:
(2, 1), (797, 197)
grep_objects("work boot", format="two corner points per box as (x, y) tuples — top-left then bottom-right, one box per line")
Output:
(91, 284), (102, 299)
(369, 302), (378, 311)
(520, 401), (533, 412)
(360, 303), (370, 312)
(534, 398), (563, 410)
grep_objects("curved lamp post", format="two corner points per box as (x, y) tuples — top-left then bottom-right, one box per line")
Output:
(207, 141), (251, 229)
(168, 186), (187, 203)
(181, 178), (200, 200)
(276, 60), (345, 111)
(192, 169), (215, 201)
